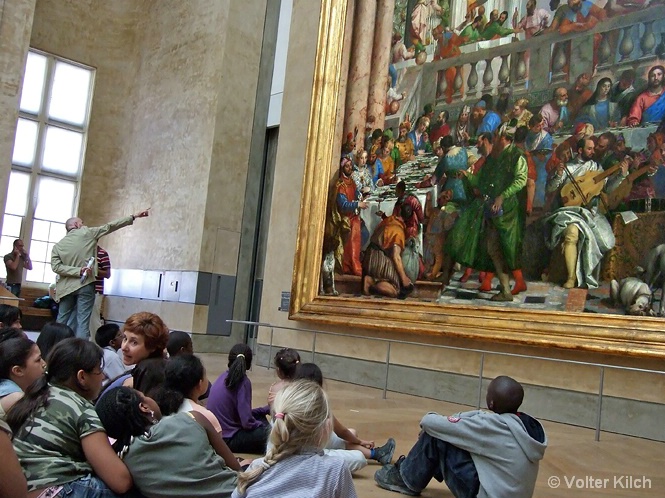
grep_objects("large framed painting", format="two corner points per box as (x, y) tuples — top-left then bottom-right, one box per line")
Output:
(290, 0), (665, 358)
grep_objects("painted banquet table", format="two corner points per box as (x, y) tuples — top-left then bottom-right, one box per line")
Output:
(360, 155), (439, 247)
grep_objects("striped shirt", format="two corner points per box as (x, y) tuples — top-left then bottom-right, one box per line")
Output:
(94, 246), (110, 294)
(232, 451), (357, 498)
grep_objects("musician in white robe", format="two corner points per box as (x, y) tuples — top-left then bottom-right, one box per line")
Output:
(543, 138), (627, 289)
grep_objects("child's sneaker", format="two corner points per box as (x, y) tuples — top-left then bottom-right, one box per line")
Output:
(373, 437), (396, 465)
(374, 456), (420, 496)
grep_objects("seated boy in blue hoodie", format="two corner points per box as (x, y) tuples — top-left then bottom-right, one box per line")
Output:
(375, 375), (547, 497)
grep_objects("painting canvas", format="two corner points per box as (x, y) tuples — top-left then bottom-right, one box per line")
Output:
(290, 0), (665, 358)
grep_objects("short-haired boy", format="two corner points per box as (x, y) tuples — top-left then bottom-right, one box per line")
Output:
(95, 323), (127, 385)
(375, 376), (547, 497)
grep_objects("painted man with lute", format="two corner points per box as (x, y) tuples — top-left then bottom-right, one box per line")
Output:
(543, 138), (628, 290)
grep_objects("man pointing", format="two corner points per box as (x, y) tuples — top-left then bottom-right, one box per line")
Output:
(51, 209), (149, 338)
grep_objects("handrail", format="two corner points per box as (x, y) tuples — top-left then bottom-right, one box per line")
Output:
(228, 319), (664, 442)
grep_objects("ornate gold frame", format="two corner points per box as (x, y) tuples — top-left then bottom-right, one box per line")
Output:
(289, 0), (665, 359)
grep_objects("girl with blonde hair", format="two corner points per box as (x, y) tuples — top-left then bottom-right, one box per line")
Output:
(233, 380), (357, 498)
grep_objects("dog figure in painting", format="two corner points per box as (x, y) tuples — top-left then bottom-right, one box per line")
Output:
(319, 249), (339, 296)
(319, 236), (339, 296)
(643, 243), (665, 316)
(610, 277), (654, 316)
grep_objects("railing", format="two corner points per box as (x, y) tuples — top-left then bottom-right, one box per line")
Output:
(419, 6), (665, 107)
(228, 319), (665, 442)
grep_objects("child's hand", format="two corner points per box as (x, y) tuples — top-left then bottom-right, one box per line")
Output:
(359, 439), (375, 449)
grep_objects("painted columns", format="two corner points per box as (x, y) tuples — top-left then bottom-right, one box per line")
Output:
(367, 0), (395, 128)
(333, 0), (355, 176)
(343, 0), (375, 142)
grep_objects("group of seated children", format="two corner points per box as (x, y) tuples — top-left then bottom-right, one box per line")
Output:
(0, 308), (547, 498)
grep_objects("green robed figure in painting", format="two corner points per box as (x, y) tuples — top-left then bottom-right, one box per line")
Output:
(441, 122), (528, 301)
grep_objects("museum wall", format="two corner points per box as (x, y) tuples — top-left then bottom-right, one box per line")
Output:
(0, 0), (37, 234)
(24, 0), (267, 333)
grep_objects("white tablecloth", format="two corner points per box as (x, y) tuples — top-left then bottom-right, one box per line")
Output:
(360, 155), (439, 248)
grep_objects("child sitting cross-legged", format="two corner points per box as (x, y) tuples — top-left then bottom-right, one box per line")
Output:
(233, 380), (358, 498)
(208, 344), (271, 454)
(293, 362), (396, 473)
(374, 375), (548, 497)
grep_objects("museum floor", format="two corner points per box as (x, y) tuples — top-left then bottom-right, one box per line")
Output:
(200, 354), (664, 497)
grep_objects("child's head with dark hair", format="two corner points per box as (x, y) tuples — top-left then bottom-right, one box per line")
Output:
(95, 323), (122, 350)
(0, 304), (22, 329)
(274, 348), (301, 381)
(36, 322), (74, 360)
(152, 354), (207, 415)
(131, 357), (167, 397)
(294, 362), (324, 387)
(224, 343), (253, 391)
(166, 331), (193, 358)
(95, 386), (160, 454)
(0, 336), (45, 390)
(486, 375), (524, 414)
(7, 338), (104, 433)
(0, 326), (24, 343)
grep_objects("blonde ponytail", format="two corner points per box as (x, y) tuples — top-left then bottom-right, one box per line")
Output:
(236, 380), (330, 495)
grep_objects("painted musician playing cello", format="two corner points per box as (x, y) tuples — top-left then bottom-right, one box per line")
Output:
(543, 138), (627, 289)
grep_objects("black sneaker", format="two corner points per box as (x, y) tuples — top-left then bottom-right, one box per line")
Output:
(373, 437), (396, 465)
(374, 460), (420, 496)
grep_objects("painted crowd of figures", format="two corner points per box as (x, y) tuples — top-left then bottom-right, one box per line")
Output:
(325, 60), (665, 314)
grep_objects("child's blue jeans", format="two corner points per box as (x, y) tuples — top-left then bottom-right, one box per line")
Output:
(44, 476), (143, 498)
(399, 431), (480, 498)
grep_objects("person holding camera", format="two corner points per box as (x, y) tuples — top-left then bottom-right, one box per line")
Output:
(4, 239), (32, 297)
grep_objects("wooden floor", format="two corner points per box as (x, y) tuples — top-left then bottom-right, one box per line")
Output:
(200, 354), (663, 497)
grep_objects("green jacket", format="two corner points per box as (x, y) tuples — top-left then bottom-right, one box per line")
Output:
(460, 24), (480, 43)
(446, 145), (527, 271)
(481, 22), (515, 40)
(51, 216), (134, 300)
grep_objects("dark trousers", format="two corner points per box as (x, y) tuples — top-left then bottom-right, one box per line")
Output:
(400, 431), (480, 498)
(224, 422), (271, 454)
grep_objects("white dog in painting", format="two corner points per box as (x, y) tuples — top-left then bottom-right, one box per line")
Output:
(610, 277), (654, 316)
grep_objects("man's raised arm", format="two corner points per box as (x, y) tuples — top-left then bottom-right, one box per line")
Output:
(89, 209), (150, 240)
